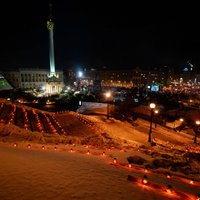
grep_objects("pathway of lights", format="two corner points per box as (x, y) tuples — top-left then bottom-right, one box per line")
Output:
(73, 111), (200, 155)
(71, 112), (105, 134)
(53, 111), (104, 136)
(0, 101), (105, 137)
(127, 174), (200, 200)
(0, 102), (10, 123)
(7, 105), (16, 125)
(32, 109), (45, 133)
(50, 115), (66, 134)
(11, 142), (200, 199)
(1, 100), (200, 198)
(147, 139), (200, 155)
(110, 157), (200, 187)
(23, 108), (30, 130)
(2, 100), (200, 154)
(0, 103), (4, 122)
(158, 137), (200, 155)
(0, 102), (69, 135)
(42, 112), (58, 134)
(1, 100), (200, 157)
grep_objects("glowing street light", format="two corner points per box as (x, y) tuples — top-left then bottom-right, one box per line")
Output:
(194, 120), (200, 144)
(105, 91), (112, 119)
(148, 103), (156, 143)
(154, 109), (159, 128)
(179, 118), (184, 122)
(174, 118), (184, 130)
(154, 110), (159, 114)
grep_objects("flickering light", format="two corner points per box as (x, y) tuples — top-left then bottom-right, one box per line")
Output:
(166, 184), (173, 194)
(142, 175), (148, 185)
(102, 152), (106, 156)
(13, 143), (17, 147)
(190, 180), (194, 185)
(197, 193), (200, 200)
(128, 164), (132, 168)
(54, 147), (57, 151)
(27, 144), (31, 149)
(144, 169), (148, 173)
(70, 148), (73, 152)
(42, 146), (45, 150)
(154, 109), (159, 114)
(113, 158), (117, 164)
(166, 173), (171, 178)
(87, 150), (90, 155)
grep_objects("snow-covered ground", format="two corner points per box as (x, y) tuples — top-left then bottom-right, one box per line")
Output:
(77, 102), (195, 147)
(0, 144), (199, 200)
(0, 101), (200, 199)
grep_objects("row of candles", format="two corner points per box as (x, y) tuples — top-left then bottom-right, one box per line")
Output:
(0, 102), (67, 135)
(12, 142), (200, 200)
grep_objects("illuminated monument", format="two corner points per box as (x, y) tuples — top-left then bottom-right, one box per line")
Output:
(46, 3), (62, 94)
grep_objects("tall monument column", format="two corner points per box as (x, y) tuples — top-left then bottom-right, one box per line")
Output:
(47, 3), (56, 77)
(46, 3), (62, 95)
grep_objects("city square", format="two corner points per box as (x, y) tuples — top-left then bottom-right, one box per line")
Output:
(0, 1), (200, 200)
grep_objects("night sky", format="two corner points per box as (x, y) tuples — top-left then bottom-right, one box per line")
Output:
(0, 1), (199, 71)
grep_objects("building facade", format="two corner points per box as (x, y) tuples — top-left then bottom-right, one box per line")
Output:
(3, 68), (63, 92)
(63, 66), (173, 90)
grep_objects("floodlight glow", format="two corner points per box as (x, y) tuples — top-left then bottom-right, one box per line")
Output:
(78, 71), (83, 77)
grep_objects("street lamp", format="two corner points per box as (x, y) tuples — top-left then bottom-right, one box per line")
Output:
(148, 103), (156, 143)
(179, 118), (184, 122)
(174, 118), (184, 130)
(154, 109), (159, 128)
(105, 91), (112, 119)
(194, 120), (200, 144)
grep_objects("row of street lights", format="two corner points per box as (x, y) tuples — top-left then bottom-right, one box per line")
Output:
(148, 102), (200, 144)
(103, 91), (200, 145)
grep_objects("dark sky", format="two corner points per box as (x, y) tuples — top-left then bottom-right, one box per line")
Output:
(0, 1), (200, 70)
